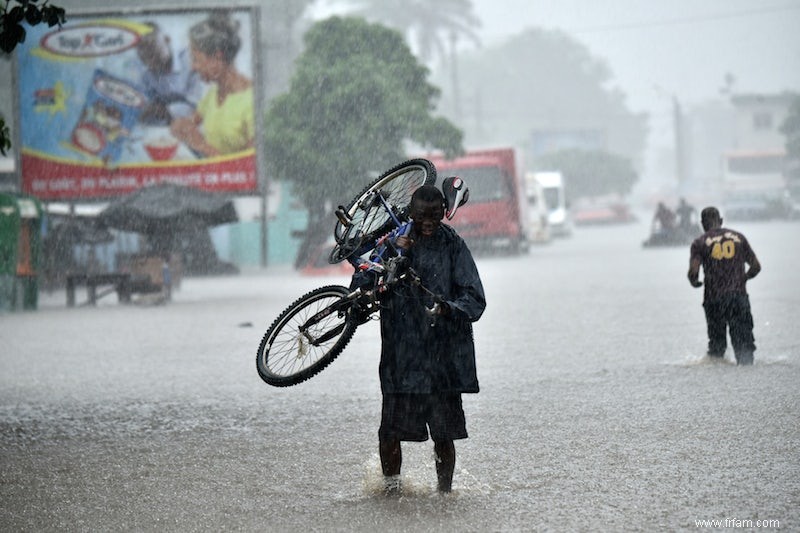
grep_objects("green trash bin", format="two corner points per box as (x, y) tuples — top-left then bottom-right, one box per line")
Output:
(0, 193), (43, 311)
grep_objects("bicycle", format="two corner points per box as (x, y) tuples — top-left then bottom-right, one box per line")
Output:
(255, 158), (469, 387)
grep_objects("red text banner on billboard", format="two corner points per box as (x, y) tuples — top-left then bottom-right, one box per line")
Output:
(16, 9), (259, 200)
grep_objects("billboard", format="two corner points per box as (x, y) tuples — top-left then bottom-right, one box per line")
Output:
(15, 8), (259, 200)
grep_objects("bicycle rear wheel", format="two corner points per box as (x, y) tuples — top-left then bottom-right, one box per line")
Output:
(333, 158), (437, 247)
(256, 285), (358, 387)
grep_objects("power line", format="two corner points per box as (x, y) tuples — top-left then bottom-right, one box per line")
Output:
(564, 3), (800, 35)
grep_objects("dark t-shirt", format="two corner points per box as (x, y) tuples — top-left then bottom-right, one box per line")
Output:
(690, 227), (756, 301)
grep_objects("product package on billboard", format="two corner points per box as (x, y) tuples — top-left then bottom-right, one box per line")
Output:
(70, 69), (147, 164)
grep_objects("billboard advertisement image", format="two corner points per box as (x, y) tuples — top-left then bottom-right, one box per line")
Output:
(15, 8), (258, 200)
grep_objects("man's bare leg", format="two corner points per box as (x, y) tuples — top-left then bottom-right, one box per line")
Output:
(380, 437), (402, 494)
(434, 440), (455, 493)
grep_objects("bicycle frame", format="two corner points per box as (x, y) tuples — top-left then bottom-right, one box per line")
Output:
(257, 160), (466, 387)
(308, 190), (441, 337)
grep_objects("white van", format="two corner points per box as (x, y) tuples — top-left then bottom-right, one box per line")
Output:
(523, 172), (551, 244)
(531, 171), (572, 237)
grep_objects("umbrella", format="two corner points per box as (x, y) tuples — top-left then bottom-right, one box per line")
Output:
(98, 183), (238, 235)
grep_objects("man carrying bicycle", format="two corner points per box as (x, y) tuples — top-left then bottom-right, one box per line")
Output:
(372, 184), (486, 494)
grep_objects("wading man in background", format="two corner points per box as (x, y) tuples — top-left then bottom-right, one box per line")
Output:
(688, 207), (761, 365)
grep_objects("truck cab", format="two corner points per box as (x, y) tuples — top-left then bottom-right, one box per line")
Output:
(428, 148), (529, 254)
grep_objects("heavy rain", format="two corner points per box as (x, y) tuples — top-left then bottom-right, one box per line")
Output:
(1, 0), (799, 531)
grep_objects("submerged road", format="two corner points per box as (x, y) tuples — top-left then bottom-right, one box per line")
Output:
(1, 217), (798, 531)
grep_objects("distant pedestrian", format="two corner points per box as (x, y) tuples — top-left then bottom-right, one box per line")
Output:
(653, 202), (676, 234)
(676, 197), (697, 232)
(687, 207), (761, 365)
(161, 254), (172, 302)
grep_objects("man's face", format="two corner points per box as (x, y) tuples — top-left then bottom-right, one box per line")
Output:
(411, 199), (443, 238)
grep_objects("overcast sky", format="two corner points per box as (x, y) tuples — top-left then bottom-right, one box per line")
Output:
(310, 0), (800, 164)
(470, 0), (800, 113)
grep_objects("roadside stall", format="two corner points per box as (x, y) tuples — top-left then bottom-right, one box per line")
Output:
(98, 183), (238, 298)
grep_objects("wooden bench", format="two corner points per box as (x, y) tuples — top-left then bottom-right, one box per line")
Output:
(66, 273), (132, 307)
(65, 273), (163, 307)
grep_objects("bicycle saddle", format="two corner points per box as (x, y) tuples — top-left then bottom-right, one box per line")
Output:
(442, 176), (469, 220)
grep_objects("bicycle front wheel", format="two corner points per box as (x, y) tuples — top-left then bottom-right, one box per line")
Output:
(256, 285), (358, 387)
(333, 158), (437, 246)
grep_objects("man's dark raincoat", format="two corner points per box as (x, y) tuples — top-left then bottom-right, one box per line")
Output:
(378, 224), (486, 394)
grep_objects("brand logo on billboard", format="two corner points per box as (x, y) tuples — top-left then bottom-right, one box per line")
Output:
(94, 74), (145, 107)
(41, 24), (140, 58)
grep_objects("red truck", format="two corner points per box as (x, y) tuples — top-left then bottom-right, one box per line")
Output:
(427, 148), (529, 254)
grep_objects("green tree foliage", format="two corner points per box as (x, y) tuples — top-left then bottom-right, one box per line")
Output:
(1, 0), (66, 155)
(535, 149), (638, 203)
(264, 16), (463, 254)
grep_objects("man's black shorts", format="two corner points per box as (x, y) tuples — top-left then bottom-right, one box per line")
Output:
(379, 393), (468, 442)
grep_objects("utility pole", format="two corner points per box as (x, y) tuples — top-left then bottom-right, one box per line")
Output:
(260, 181), (268, 268)
(673, 96), (686, 185)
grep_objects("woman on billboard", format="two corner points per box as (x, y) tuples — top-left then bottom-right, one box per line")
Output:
(170, 10), (254, 157)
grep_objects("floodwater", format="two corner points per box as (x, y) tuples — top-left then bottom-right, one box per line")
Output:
(1, 216), (798, 532)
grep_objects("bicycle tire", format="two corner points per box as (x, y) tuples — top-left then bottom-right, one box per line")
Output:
(256, 285), (358, 387)
(333, 158), (437, 246)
